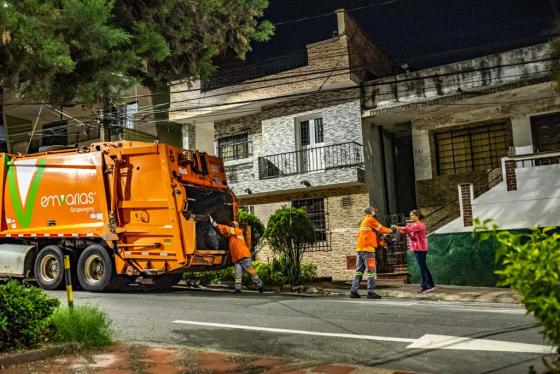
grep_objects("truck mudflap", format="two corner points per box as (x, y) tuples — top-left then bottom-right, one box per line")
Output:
(0, 244), (35, 277)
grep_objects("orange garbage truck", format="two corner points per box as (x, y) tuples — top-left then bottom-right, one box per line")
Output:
(0, 141), (245, 291)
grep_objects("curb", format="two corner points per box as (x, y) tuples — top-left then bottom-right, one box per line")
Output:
(0, 343), (81, 369)
(176, 285), (521, 304)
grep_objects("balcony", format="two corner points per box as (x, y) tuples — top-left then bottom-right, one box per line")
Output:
(258, 142), (364, 179)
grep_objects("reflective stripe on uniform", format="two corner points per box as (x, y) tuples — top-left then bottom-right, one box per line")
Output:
(376, 224), (382, 230)
(355, 272), (363, 276)
(235, 279), (242, 284)
(236, 235), (245, 241)
(359, 227), (372, 231)
(229, 227), (235, 235)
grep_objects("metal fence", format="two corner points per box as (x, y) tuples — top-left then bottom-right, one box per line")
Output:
(258, 142), (364, 179)
(512, 152), (560, 168)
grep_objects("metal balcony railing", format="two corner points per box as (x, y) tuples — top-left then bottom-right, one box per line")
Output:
(258, 142), (364, 180)
(510, 151), (560, 168)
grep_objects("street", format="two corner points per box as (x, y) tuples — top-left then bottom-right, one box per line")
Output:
(47, 289), (555, 374)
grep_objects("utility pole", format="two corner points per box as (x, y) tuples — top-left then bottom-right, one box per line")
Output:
(98, 100), (111, 142)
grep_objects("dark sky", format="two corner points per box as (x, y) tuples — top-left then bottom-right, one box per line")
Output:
(244, 0), (557, 70)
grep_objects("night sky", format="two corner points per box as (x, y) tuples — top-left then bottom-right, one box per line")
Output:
(244, 0), (557, 70)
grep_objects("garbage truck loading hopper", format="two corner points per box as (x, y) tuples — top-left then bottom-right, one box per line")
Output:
(0, 141), (240, 291)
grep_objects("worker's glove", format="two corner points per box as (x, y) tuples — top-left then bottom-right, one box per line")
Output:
(390, 225), (398, 234)
(208, 214), (217, 227)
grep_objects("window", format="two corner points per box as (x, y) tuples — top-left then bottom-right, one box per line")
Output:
(435, 122), (511, 175)
(217, 133), (251, 161)
(292, 198), (330, 250)
(124, 102), (138, 129)
(299, 118), (323, 147)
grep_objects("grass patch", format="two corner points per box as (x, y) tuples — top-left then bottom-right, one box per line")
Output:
(48, 306), (112, 348)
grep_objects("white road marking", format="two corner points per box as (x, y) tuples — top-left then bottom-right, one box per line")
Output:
(330, 300), (526, 314)
(172, 320), (416, 343)
(172, 320), (555, 354)
(407, 334), (556, 354)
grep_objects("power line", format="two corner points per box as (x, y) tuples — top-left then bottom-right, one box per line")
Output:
(159, 59), (554, 115)
(3, 63), (553, 138)
(123, 36), (554, 101)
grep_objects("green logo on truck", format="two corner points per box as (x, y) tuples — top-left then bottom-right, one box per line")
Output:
(7, 158), (47, 228)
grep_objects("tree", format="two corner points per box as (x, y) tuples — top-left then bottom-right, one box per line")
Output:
(264, 206), (315, 285)
(238, 209), (265, 259)
(1, 0), (273, 147)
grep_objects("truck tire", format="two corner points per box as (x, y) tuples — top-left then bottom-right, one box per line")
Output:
(34, 245), (65, 290)
(77, 245), (114, 292)
(151, 273), (183, 291)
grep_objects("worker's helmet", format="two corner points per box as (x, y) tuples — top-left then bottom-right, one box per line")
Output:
(364, 206), (379, 215)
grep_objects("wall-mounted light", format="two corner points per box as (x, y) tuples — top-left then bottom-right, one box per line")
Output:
(301, 180), (311, 187)
(244, 188), (252, 194)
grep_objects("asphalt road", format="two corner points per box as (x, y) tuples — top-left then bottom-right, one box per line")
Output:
(47, 288), (555, 374)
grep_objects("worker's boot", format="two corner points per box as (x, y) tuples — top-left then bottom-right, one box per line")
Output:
(234, 289), (241, 294)
(350, 291), (361, 298)
(367, 292), (382, 300)
(258, 285), (264, 293)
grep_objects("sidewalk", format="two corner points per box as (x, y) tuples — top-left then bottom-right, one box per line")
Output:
(3, 343), (418, 374)
(334, 282), (522, 304)
(189, 282), (521, 304)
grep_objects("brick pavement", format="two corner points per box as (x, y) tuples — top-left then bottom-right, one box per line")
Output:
(2, 344), (419, 374)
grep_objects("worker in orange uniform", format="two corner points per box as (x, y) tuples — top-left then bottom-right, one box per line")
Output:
(209, 215), (264, 293)
(350, 207), (392, 299)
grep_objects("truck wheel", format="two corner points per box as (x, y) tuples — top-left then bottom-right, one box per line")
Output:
(34, 245), (65, 290)
(151, 273), (183, 291)
(77, 245), (114, 292)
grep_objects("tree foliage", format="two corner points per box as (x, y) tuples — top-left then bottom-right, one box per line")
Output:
(0, 0), (274, 105)
(475, 220), (560, 359)
(264, 206), (315, 285)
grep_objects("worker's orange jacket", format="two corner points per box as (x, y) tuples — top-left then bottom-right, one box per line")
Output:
(355, 215), (392, 252)
(216, 224), (251, 263)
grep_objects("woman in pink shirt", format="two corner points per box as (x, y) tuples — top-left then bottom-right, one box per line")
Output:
(397, 210), (435, 293)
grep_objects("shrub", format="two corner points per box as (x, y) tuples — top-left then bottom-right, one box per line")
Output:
(475, 221), (560, 355)
(48, 306), (112, 348)
(300, 262), (318, 283)
(264, 206), (315, 285)
(0, 281), (59, 351)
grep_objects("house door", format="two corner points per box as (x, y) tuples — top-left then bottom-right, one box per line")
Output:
(531, 113), (560, 153)
(298, 118), (325, 173)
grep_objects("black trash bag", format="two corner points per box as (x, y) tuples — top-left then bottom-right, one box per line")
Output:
(205, 224), (222, 250)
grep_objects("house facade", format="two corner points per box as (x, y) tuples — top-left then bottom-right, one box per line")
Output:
(170, 10), (406, 280)
(361, 42), (560, 285)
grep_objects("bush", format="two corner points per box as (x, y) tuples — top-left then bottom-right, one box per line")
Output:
(475, 221), (560, 355)
(300, 262), (318, 283)
(182, 260), (317, 288)
(48, 306), (112, 348)
(264, 206), (315, 285)
(0, 281), (59, 351)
